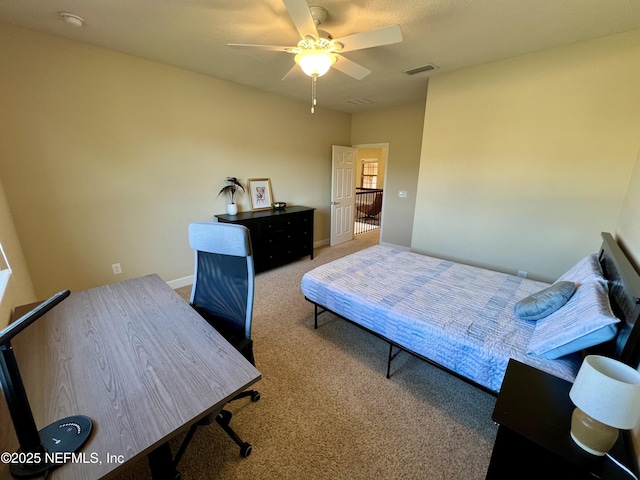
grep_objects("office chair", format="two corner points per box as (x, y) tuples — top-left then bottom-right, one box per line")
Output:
(173, 222), (260, 467)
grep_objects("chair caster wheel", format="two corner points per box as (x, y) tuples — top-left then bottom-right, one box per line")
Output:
(251, 391), (261, 402)
(240, 443), (252, 457)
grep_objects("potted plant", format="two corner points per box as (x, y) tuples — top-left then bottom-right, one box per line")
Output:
(218, 177), (245, 215)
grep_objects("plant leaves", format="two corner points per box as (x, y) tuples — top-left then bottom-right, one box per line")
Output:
(217, 178), (245, 197)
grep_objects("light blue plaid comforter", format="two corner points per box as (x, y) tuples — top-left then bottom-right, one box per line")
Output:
(301, 245), (580, 392)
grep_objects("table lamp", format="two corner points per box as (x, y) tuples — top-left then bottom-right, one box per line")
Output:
(569, 355), (640, 456)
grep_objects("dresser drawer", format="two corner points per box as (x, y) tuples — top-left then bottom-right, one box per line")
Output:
(215, 206), (315, 273)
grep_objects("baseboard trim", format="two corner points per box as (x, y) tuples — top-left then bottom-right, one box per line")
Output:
(314, 238), (330, 248)
(380, 241), (410, 251)
(167, 275), (193, 289)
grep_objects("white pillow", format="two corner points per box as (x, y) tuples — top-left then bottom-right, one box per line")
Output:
(527, 280), (618, 359)
(556, 253), (606, 286)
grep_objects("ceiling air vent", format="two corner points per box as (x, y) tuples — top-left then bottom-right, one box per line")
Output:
(403, 64), (437, 75)
(345, 98), (373, 105)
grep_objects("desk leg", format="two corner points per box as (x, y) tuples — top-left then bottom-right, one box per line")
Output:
(148, 442), (181, 480)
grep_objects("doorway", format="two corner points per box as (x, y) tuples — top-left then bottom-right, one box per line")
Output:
(330, 143), (388, 246)
(354, 145), (387, 236)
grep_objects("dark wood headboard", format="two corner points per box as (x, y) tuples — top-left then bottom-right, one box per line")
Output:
(598, 232), (640, 367)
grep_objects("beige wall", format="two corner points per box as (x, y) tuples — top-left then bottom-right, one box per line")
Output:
(0, 179), (36, 327)
(0, 23), (351, 298)
(413, 30), (640, 282)
(352, 102), (425, 247)
(617, 147), (640, 268)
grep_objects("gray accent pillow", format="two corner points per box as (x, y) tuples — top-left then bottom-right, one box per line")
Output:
(514, 281), (577, 321)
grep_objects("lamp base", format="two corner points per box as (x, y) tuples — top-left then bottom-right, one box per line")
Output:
(570, 407), (618, 456)
(9, 415), (92, 478)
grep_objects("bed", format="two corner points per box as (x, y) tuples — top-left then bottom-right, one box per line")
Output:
(301, 232), (640, 394)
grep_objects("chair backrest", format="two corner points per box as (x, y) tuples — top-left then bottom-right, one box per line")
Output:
(188, 222), (255, 341)
(368, 192), (383, 216)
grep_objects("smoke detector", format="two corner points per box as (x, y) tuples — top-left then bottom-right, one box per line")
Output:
(59, 12), (84, 27)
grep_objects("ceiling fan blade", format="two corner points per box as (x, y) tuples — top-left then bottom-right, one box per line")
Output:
(281, 63), (302, 81)
(228, 43), (295, 52)
(282, 0), (319, 40)
(332, 54), (371, 80)
(333, 25), (403, 53)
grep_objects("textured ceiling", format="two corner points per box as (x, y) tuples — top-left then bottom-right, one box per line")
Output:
(1, 0), (640, 113)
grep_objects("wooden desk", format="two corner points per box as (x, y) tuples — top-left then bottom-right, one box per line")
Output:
(0, 274), (261, 479)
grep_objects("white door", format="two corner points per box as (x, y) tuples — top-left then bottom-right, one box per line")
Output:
(330, 145), (356, 246)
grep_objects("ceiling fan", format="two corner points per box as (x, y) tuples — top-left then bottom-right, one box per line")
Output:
(228, 0), (403, 112)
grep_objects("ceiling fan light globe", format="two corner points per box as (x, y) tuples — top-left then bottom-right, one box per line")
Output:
(295, 50), (336, 77)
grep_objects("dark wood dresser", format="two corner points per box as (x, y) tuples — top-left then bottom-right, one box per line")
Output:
(215, 206), (315, 273)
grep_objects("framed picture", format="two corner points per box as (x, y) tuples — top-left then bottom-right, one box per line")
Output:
(248, 178), (273, 211)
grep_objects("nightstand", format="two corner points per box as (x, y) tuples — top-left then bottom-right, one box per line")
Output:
(486, 359), (638, 479)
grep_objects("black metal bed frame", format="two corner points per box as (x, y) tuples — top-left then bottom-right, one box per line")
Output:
(310, 302), (499, 395)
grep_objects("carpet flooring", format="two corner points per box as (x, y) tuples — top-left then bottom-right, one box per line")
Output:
(112, 230), (498, 479)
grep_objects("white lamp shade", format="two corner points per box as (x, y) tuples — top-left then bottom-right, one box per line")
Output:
(569, 355), (640, 429)
(295, 50), (336, 77)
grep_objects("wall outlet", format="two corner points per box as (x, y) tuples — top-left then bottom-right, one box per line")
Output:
(112, 263), (122, 275)
(517, 270), (528, 278)
(398, 190), (408, 198)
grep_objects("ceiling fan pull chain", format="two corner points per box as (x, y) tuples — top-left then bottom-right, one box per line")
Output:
(311, 74), (317, 113)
